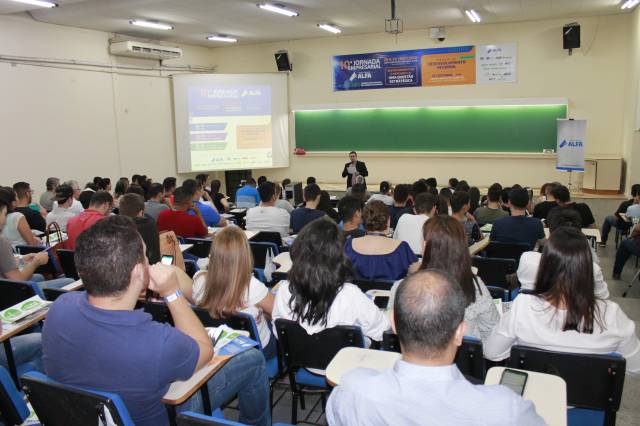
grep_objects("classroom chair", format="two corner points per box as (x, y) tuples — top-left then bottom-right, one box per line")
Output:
(507, 345), (626, 426)
(22, 371), (135, 426)
(250, 231), (284, 249)
(177, 410), (293, 426)
(135, 299), (174, 325)
(249, 242), (279, 283)
(184, 238), (213, 259)
(471, 256), (517, 300)
(486, 286), (510, 302)
(274, 319), (365, 424)
(0, 365), (32, 426)
(42, 287), (70, 302)
(0, 279), (41, 311)
(56, 249), (79, 280)
(485, 242), (530, 265)
(352, 278), (396, 294)
(382, 331), (487, 382)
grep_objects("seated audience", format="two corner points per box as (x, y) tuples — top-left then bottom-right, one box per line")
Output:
(144, 183), (170, 221)
(613, 214), (640, 279)
(626, 194), (640, 220)
(485, 227), (640, 374)
(474, 183), (508, 225)
(66, 191), (113, 250)
(602, 184), (640, 247)
(39, 177), (59, 212)
(389, 184), (413, 230)
(450, 191), (482, 246)
(78, 183), (97, 209)
(209, 179), (230, 213)
(162, 177), (177, 205)
(235, 178), (261, 208)
(345, 201), (418, 280)
(274, 183), (293, 213)
(306, 176), (316, 185)
(98, 177), (111, 192)
(52, 180), (84, 215)
(193, 227), (276, 360)
(327, 270), (544, 425)
(0, 198), (73, 289)
(12, 181), (46, 232)
(318, 190), (340, 223)
(42, 216), (270, 426)
(245, 181), (290, 237)
(257, 176), (267, 186)
(412, 180), (429, 199)
(393, 193), (437, 255)
(549, 184), (596, 228)
(455, 180), (470, 193)
(157, 187), (208, 238)
(290, 183), (325, 234)
(347, 182), (369, 206)
(183, 179), (226, 228)
(0, 187), (42, 246)
(120, 193), (161, 264)
(519, 207), (609, 298)
(490, 188), (544, 249)
(438, 187), (453, 216)
(367, 181), (394, 206)
(468, 187), (480, 214)
(448, 177), (459, 191)
(338, 195), (365, 239)
(532, 182), (560, 220)
(272, 218), (389, 346)
(425, 177), (438, 191)
(113, 177), (129, 208)
(46, 184), (80, 232)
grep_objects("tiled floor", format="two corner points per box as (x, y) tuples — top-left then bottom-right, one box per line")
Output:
(225, 236), (640, 426)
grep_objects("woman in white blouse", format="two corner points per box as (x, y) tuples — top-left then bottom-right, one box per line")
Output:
(0, 187), (41, 247)
(485, 227), (640, 374)
(272, 217), (389, 346)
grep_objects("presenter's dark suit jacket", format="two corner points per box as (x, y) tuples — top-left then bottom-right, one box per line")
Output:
(342, 161), (368, 188)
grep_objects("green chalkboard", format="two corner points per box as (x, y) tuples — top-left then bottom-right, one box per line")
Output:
(294, 104), (567, 152)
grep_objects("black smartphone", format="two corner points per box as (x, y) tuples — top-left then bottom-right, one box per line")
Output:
(161, 255), (174, 266)
(500, 368), (528, 395)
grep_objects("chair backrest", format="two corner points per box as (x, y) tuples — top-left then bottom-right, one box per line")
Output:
(275, 319), (364, 371)
(251, 231), (283, 248)
(485, 242), (530, 264)
(249, 242), (278, 269)
(352, 278), (396, 294)
(42, 287), (70, 302)
(235, 195), (257, 209)
(486, 286), (510, 302)
(184, 238), (213, 259)
(0, 366), (30, 426)
(507, 345), (626, 422)
(177, 411), (244, 426)
(382, 332), (486, 381)
(135, 300), (174, 325)
(471, 256), (517, 289)
(22, 371), (134, 426)
(0, 279), (38, 311)
(192, 308), (260, 347)
(57, 249), (79, 280)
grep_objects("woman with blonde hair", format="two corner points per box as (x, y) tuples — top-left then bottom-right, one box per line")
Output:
(192, 226), (276, 359)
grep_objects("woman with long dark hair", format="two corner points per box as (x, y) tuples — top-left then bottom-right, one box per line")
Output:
(417, 215), (498, 341)
(318, 190), (340, 223)
(485, 227), (640, 373)
(272, 217), (389, 343)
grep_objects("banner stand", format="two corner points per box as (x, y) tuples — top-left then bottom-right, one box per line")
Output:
(556, 118), (587, 193)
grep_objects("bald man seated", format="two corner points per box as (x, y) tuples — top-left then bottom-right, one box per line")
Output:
(326, 269), (545, 426)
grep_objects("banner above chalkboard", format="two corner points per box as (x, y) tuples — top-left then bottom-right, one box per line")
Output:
(332, 43), (516, 91)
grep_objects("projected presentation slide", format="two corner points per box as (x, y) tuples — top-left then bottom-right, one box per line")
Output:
(173, 74), (289, 173)
(189, 85), (273, 170)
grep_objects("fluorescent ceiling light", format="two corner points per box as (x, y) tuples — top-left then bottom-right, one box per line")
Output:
(465, 9), (481, 23)
(318, 23), (342, 34)
(207, 35), (238, 43)
(257, 3), (299, 17)
(129, 19), (174, 30)
(11, 0), (58, 7)
(622, 0), (640, 9)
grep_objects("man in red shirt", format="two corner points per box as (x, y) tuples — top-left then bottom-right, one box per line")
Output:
(66, 191), (113, 250)
(157, 187), (208, 238)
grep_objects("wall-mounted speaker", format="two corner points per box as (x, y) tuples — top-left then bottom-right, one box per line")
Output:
(563, 23), (580, 54)
(275, 50), (292, 71)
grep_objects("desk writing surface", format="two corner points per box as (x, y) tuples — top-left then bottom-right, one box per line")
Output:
(485, 367), (567, 426)
(179, 244), (193, 253)
(469, 238), (490, 256)
(62, 280), (84, 291)
(543, 228), (601, 242)
(0, 310), (48, 343)
(273, 252), (292, 274)
(326, 347), (401, 387)
(162, 356), (230, 404)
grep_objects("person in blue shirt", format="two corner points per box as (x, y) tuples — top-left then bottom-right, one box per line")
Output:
(42, 216), (269, 426)
(490, 188), (545, 250)
(326, 269), (545, 426)
(183, 179), (227, 228)
(290, 183), (326, 234)
(235, 178), (261, 208)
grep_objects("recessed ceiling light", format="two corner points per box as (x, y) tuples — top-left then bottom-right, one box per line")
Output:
(318, 24), (342, 34)
(257, 3), (299, 17)
(11, 0), (58, 8)
(465, 9), (481, 23)
(207, 35), (238, 43)
(129, 19), (174, 30)
(621, 0), (640, 9)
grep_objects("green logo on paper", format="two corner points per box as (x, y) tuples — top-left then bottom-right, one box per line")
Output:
(3, 308), (20, 320)
(21, 300), (40, 311)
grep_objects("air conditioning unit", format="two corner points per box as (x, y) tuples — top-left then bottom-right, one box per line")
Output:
(109, 41), (182, 60)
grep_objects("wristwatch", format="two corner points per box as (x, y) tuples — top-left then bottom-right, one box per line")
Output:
(164, 288), (183, 304)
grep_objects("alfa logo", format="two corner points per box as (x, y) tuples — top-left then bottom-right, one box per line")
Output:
(560, 139), (583, 148)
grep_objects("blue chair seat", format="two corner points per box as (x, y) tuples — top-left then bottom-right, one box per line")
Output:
(265, 355), (279, 379)
(568, 408), (605, 426)
(294, 368), (326, 388)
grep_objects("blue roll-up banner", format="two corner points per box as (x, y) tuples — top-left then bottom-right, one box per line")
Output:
(556, 119), (586, 172)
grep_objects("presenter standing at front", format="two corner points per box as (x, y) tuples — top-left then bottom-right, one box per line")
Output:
(341, 151), (368, 189)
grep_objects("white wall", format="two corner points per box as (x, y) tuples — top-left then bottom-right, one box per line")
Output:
(0, 14), (215, 195)
(210, 14), (632, 188)
(623, 7), (640, 192)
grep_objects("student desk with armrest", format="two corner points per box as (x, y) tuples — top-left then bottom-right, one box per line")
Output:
(0, 310), (48, 388)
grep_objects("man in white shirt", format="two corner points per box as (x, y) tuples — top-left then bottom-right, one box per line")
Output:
(46, 184), (82, 232)
(326, 269), (544, 426)
(366, 181), (394, 206)
(245, 181), (290, 237)
(393, 193), (437, 255)
(52, 180), (84, 215)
